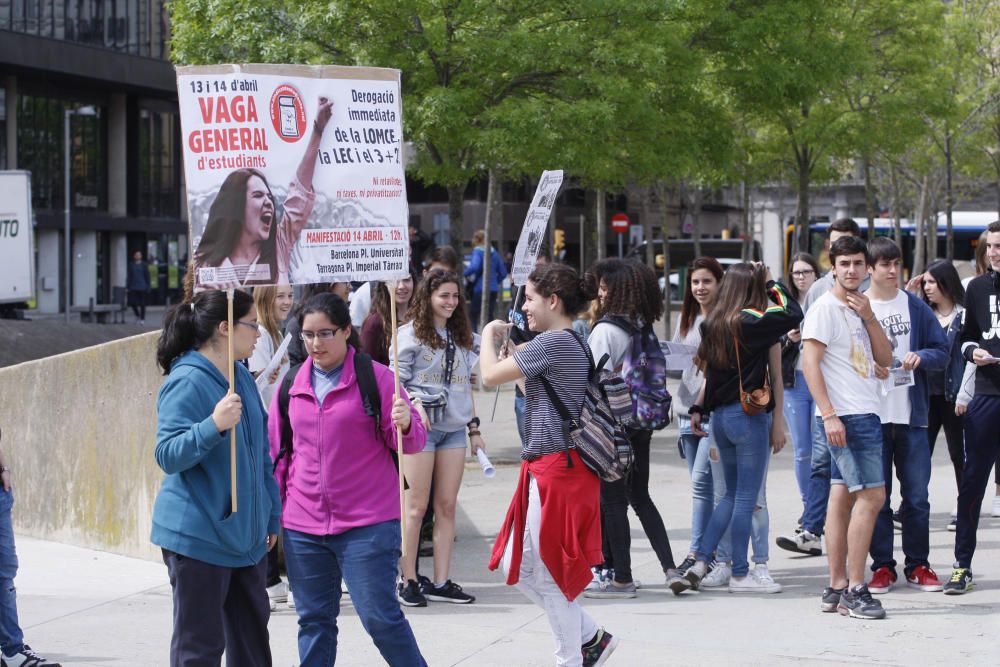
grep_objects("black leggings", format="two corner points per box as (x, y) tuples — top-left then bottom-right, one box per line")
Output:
(600, 429), (675, 582)
(928, 394), (965, 491)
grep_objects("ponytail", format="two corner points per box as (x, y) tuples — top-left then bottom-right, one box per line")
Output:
(156, 289), (253, 374)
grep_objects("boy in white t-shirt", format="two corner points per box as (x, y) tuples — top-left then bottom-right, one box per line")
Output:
(801, 236), (893, 620)
(863, 238), (949, 596)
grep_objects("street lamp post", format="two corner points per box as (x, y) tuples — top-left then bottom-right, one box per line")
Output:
(63, 105), (97, 322)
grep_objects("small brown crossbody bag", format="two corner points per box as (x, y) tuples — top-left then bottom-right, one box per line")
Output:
(735, 336), (771, 416)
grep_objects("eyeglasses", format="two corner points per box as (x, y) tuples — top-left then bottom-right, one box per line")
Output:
(791, 270), (815, 278)
(235, 320), (259, 331)
(300, 328), (341, 341)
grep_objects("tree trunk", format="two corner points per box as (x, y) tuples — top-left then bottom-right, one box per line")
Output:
(914, 175), (927, 274)
(864, 155), (875, 239)
(796, 153), (811, 252)
(691, 186), (703, 259)
(480, 169), (500, 332)
(891, 166), (903, 288)
(641, 187), (655, 270)
(945, 132), (954, 262)
(446, 183), (466, 250)
(741, 180), (752, 260)
(655, 182), (673, 336)
(596, 188), (607, 261)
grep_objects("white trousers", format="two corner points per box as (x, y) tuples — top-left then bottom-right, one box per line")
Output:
(503, 475), (599, 667)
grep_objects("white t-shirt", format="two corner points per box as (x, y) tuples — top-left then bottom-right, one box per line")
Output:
(801, 291), (879, 417)
(588, 320), (632, 371)
(869, 290), (912, 425)
(349, 281), (374, 328)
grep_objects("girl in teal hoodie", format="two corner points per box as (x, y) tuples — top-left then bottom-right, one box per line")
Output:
(152, 289), (281, 667)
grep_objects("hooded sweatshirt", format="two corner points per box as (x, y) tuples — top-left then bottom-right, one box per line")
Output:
(151, 350), (281, 568)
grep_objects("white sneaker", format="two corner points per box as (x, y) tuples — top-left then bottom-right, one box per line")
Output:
(701, 562), (732, 588)
(730, 570), (782, 594)
(267, 581), (288, 604)
(287, 588), (295, 609)
(992, 496), (1000, 517)
(747, 564), (783, 593)
(585, 567), (609, 592)
(775, 528), (822, 556)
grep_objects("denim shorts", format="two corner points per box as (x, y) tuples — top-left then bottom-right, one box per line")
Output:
(827, 413), (885, 492)
(422, 428), (467, 453)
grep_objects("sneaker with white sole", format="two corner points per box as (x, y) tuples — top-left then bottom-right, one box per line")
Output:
(993, 496), (1000, 517)
(424, 580), (475, 604)
(729, 572), (782, 594)
(267, 581), (288, 605)
(775, 528), (822, 556)
(1, 644), (61, 666)
(287, 588), (295, 609)
(584, 580), (638, 599)
(745, 564), (782, 593)
(585, 567), (609, 592)
(582, 628), (619, 667)
(701, 562), (732, 588)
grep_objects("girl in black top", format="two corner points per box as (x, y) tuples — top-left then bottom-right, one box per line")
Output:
(673, 262), (802, 593)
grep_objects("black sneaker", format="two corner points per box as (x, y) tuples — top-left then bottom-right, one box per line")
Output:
(820, 586), (845, 613)
(942, 568), (974, 595)
(1, 644), (62, 666)
(416, 574), (434, 595)
(397, 579), (427, 607)
(837, 584), (886, 619)
(424, 579), (475, 604)
(582, 628), (619, 667)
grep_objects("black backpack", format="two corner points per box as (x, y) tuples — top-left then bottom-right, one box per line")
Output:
(272, 351), (386, 472)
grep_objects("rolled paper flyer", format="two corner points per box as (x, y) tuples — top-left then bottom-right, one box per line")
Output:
(476, 449), (496, 478)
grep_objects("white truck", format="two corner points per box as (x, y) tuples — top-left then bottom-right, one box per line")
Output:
(0, 171), (36, 317)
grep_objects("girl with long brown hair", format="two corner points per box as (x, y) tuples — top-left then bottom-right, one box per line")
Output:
(361, 275), (416, 365)
(250, 285), (295, 410)
(668, 257), (724, 585)
(392, 269), (484, 606)
(672, 262), (802, 594)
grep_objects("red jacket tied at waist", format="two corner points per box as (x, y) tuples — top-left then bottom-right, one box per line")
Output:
(488, 449), (602, 601)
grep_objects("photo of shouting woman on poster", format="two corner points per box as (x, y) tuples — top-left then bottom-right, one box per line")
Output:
(194, 97), (334, 289)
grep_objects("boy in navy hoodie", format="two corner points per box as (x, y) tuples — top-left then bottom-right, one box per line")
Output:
(862, 238), (948, 595)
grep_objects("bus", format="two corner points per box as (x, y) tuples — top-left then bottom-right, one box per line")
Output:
(783, 212), (996, 276)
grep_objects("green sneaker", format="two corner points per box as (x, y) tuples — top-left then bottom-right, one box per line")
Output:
(942, 568), (973, 595)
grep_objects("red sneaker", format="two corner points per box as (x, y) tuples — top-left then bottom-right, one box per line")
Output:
(868, 566), (897, 594)
(906, 565), (943, 592)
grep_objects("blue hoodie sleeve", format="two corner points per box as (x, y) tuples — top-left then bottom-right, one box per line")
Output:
(911, 294), (949, 371)
(155, 375), (227, 474)
(464, 247), (483, 279)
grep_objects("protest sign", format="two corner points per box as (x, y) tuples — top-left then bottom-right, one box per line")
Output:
(176, 64), (410, 291)
(510, 170), (564, 285)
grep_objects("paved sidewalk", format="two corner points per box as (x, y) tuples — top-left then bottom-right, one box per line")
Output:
(15, 407), (1000, 665)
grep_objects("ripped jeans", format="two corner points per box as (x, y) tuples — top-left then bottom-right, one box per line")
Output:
(0, 488), (24, 656)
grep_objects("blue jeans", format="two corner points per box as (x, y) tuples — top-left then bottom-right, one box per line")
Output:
(870, 424), (931, 575)
(283, 522), (426, 667)
(679, 433), (714, 558)
(800, 417), (832, 536)
(784, 371), (814, 511)
(695, 403), (770, 577)
(0, 489), (23, 657)
(710, 435), (771, 564)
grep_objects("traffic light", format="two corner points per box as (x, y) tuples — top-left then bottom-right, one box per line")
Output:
(554, 228), (565, 251)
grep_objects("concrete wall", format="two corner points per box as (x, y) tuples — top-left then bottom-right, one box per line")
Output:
(0, 332), (162, 560)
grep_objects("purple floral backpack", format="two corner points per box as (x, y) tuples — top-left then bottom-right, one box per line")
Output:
(602, 317), (672, 430)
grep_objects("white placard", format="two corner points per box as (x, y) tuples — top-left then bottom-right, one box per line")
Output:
(176, 64), (410, 290)
(255, 333), (293, 390)
(510, 170), (564, 285)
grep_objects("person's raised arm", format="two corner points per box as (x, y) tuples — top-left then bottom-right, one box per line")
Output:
(480, 320), (525, 387)
(296, 97), (333, 193)
(845, 290), (893, 368)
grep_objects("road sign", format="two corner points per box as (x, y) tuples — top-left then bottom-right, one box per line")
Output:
(611, 213), (630, 234)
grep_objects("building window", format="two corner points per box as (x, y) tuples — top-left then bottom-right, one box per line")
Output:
(5, 1), (169, 58)
(138, 107), (179, 218)
(0, 86), (6, 169)
(17, 93), (106, 212)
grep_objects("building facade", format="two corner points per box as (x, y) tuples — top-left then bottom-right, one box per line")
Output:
(1, 0), (185, 313)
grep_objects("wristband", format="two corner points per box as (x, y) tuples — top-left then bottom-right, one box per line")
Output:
(864, 315), (878, 325)
(820, 408), (837, 420)
(964, 345), (979, 363)
(468, 430), (481, 438)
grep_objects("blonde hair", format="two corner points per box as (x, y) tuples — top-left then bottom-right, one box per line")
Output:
(253, 286), (283, 347)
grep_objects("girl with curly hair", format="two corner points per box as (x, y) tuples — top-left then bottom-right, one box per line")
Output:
(392, 269), (485, 606)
